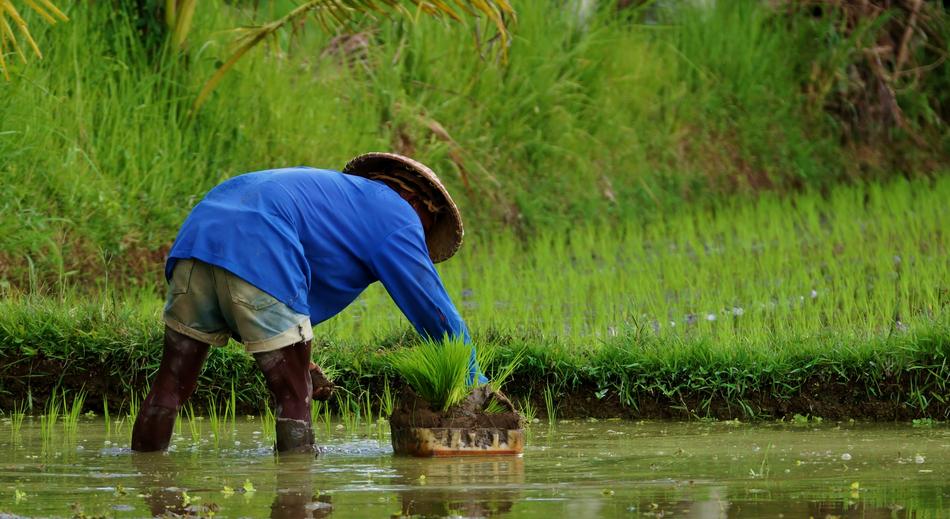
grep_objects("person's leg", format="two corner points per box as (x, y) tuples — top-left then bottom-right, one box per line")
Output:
(254, 340), (315, 453)
(132, 326), (211, 451)
(134, 259), (229, 452)
(217, 267), (318, 453)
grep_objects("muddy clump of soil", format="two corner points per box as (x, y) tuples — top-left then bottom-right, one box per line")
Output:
(390, 386), (524, 430)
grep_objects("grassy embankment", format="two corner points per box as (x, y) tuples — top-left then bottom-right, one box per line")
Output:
(1, 176), (947, 420)
(1, 2), (946, 292)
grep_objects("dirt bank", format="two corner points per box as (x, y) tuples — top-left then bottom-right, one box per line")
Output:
(390, 386), (523, 430)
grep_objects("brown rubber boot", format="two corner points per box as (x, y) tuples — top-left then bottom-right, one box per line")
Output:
(132, 327), (210, 452)
(254, 341), (316, 454)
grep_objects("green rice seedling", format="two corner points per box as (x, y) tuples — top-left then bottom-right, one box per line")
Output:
(10, 401), (26, 441)
(184, 403), (202, 445)
(126, 393), (140, 428)
(311, 400), (323, 426)
(518, 397), (537, 425)
(484, 398), (507, 414)
(62, 390), (86, 440)
(378, 378), (395, 419)
(260, 405), (276, 445)
(362, 390), (374, 425)
(102, 398), (111, 438)
(176, 408), (185, 438)
(336, 391), (359, 430)
(322, 401), (333, 434)
(543, 385), (557, 427)
(112, 417), (127, 439)
(226, 381), (237, 428)
(207, 398), (221, 449)
(390, 338), (473, 411)
(40, 394), (61, 448)
(478, 346), (526, 393)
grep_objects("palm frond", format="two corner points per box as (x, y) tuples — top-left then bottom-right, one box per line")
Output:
(190, 0), (514, 115)
(166, 0), (198, 50)
(0, 0), (67, 80)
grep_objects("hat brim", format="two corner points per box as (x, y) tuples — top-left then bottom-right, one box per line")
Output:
(343, 152), (463, 263)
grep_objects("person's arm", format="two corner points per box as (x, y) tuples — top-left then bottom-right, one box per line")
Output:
(369, 224), (486, 384)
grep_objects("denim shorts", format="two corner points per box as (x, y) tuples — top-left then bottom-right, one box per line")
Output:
(163, 259), (313, 353)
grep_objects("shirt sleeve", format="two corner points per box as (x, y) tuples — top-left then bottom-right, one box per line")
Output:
(369, 224), (470, 343)
(369, 224), (487, 384)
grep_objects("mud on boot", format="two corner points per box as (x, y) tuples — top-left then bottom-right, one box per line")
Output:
(274, 418), (316, 454)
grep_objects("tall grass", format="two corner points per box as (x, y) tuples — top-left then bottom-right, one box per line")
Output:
(1, 1), (944, 292)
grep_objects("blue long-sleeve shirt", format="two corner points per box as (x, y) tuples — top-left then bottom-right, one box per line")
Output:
(166, 167), (483, 381)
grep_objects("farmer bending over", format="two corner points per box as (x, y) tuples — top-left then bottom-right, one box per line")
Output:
(132, 153), (483, 454)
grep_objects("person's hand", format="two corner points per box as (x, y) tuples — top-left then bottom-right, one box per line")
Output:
(309, 362), (335, 401)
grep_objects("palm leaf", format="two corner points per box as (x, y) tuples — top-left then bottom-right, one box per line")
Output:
(166, 0), (198, 50)
(190, 0), (514, 115)
(0, 0), (67, 80)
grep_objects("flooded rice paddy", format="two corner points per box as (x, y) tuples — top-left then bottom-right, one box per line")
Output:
(0, 418), (947, 517)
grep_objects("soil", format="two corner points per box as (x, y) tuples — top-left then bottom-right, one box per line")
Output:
(532, 376), (942, 422)
(389, 386), (524, 430)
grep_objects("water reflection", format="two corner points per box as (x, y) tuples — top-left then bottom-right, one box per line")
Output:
(270, 454), (333, 518)
(131, 453), (199, 517)
(391, 456), (524, 518)
(132, 452), (333, 518)
(629, 490), (910, 519)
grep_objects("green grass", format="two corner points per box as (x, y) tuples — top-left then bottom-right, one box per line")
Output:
(0, 1), (945, 293)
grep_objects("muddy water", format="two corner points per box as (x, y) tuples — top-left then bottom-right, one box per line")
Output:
(0, 418), (946, 517)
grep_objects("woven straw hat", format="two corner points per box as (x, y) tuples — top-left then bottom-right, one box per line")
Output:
(343, 152), (463, 263)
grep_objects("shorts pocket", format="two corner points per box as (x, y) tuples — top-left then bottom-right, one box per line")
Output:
(169, 259), (195, 295)
(226, 273), (279, 311)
